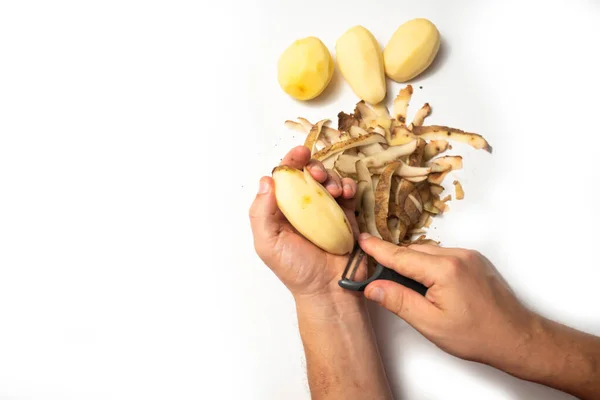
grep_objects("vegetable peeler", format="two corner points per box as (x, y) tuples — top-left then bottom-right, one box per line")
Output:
(338, 244), (428, 295)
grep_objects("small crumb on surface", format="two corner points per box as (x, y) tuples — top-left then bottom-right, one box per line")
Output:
(453, 180), (465, 200)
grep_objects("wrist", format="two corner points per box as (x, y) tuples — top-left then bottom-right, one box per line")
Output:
(498, 314), (600, 399)
(474, 309), (540, 374)
(293, 280), (393, 400)
(294, 289), (366, 322)
(289, 254), (363, 316)
(492, 313), (565, 382)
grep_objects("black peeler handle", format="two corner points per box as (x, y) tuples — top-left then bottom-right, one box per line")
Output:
(338, 263), (428, 296)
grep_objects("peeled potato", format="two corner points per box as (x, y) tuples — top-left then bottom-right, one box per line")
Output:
(277, 37), (334, 101)
(272, 166), (354, 255)
(336, 26), (386, 105)
(384, 18), (441, 82)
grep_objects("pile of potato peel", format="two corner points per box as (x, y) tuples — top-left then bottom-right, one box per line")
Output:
(284, 85), (491, 247)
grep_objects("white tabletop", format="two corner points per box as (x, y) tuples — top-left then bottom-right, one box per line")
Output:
(1, 1), (599, 399)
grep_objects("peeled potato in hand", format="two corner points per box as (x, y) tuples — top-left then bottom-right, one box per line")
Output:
(384, 18), (441, 82)
(336, 26), (386, 105)
(277, 37), (334, 101)
(272, 166), (354, 255)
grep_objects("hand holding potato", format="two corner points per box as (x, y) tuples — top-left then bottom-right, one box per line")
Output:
(249, 146), (358, 298)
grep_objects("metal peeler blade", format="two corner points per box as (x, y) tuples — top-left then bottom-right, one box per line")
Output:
(338, 244), (428, 295)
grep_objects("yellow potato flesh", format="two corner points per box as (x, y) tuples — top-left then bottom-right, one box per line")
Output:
(277, 37), (334, 101)
(272, 166), (354, 255)
(336, 26), (386, 105)
(384, 18), (441, 82)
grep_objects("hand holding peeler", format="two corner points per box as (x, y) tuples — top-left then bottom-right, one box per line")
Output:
(338, 244), (428, 296)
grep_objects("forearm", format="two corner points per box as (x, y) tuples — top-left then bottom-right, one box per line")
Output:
(295, 292), (393, 400)
(495, 315), (600, 399)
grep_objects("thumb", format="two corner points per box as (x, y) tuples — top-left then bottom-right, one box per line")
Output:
(365, 280), (439, 329)
(249, 177), (282, 246)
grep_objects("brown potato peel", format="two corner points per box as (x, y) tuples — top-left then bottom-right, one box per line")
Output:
(412, 125), (492, 152)
(454, 180), (465, 200)
(313, 133), (387, 161)
(284, 85), (490, 247)
(374, 162), (401, 242)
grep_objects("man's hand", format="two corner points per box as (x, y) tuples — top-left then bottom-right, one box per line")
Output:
(359, 233), (600, 400)
(359, 233), (533, 365)
(249, 145), (358, 298)
(249, 146), (394, 399)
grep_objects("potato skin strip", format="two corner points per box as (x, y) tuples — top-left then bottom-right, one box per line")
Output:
(313, 133), (387, 161)
(285, 85), (490, 247)
(374, 162), (401, 242)
(304, 119), (328, 154)
(412, 125), (492, 152)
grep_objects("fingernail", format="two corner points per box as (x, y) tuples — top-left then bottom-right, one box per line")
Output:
(326, 182), (339, 191)
(309, 163), (326, 174)
(359, 232), (371, 241)
(258, 179), (269, 194)
(368, 287), (384, 303)
(343, 183), (351, 193)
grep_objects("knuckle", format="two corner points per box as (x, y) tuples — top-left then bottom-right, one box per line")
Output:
(443, 256), (463, 279)
(392, 246), (409, 259)
(462, 249), (481, 263)
(254, 243), (274, 268)
(253, 234), (277, 258)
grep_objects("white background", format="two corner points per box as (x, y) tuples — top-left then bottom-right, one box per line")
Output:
(1, 0), (599, 399)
